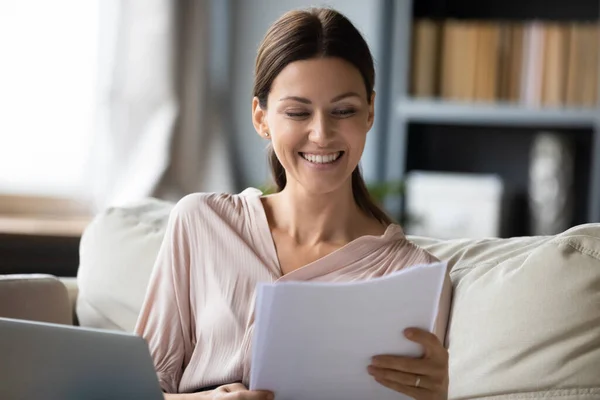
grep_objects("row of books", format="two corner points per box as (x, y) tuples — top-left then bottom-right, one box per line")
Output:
(410, 19), (600, 107)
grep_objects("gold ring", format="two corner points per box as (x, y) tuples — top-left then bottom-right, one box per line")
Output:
(415, 376), (421, 388)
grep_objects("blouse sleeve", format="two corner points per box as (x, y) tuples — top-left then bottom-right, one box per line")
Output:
(134, 201), (194, 393)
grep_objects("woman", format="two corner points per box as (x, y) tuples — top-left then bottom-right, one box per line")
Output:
(135, 7), (452, 400)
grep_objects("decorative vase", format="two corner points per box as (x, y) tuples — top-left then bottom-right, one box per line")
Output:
(528, 132), (574, 235)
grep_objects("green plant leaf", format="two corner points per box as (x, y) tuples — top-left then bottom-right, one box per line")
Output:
(255, 180), (405, 202)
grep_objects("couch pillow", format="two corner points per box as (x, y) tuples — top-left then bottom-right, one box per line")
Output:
(77, 198), (173, 332)
(414, 224), (600, 399)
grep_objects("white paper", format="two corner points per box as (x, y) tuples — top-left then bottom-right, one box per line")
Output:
(249, 261), (448, 400)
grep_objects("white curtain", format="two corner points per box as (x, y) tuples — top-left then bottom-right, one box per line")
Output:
(85, 0), (234, 212)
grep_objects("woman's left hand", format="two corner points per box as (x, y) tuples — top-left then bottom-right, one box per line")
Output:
(367, 328), (449, 400)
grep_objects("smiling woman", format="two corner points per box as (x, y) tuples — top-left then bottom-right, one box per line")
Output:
(135, 7), (452, 400)
(251, 11), (392, 226)
(254, 57), (372, 191)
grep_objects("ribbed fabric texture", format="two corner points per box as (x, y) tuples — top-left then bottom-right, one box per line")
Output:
(134, 188), (451, 394)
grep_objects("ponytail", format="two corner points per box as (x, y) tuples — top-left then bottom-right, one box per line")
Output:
(268, 145), (287, 191)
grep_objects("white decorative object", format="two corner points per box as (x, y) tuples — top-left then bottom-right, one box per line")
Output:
(405, 171), (504, 239)
(528, 132), (574, 235)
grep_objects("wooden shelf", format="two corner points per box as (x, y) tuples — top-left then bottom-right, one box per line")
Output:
(397, 99), (599, 127)
(0, 215), (91, 237)
(0, 194), (92, 237)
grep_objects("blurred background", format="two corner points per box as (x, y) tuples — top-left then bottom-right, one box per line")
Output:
(1, 0), (599, 277)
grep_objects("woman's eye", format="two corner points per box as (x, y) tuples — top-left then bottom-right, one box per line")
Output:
(333, 108), (356, 117)
(285, 111), (310, 118)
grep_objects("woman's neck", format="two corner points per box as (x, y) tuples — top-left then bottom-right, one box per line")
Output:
(263, 181), (384, 246)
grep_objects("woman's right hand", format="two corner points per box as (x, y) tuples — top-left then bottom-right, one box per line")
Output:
(208, 383), (274, 400)
(164, 383), (274, 400)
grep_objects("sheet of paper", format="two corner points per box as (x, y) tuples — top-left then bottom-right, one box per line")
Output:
(250, 261), (448, 400)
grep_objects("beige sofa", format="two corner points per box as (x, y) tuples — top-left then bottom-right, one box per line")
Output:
(1, 198), (600, 400)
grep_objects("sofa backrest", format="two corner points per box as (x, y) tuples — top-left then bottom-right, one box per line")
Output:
(77, 198), (600, 399)
(413, 225), (600, 399)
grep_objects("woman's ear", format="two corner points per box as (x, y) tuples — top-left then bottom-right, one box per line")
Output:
(252, 97), (270, 139)
(367, 91), (376, 130)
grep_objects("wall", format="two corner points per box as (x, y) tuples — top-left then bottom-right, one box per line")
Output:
(230, 0), (387, 189)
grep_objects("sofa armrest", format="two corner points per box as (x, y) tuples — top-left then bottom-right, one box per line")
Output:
(0, 274), (73, 325)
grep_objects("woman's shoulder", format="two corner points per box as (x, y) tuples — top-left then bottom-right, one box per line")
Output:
(384, 224), (440, 264)
(168, 187), (261, 226)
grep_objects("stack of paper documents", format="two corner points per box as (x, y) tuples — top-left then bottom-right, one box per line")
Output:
(250, 261), (448, 400)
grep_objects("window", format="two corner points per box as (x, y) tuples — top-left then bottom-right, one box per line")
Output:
(0, 1), (98, 198)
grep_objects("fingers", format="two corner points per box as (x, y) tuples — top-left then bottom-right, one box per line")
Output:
(367, 366), (436, 390)
(370, 329), (449, 398)
(372, 377), (430, 400)
(404, 328), (447, 360)
(370, 355), (433, 375)
(217, 383), (248, 392)
(371, 328), (448, 373)
(229, 391), (274, 400)
(369, 354), (447, 392)
(212, 383), (274, 400)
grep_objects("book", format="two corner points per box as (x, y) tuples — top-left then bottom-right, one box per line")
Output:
(474, 22), (500, 101)
(441, 20), (478, 100)
(410, 19), (599, 106)
(497, 23), (513, 101)
(566, 22), (585, 105)
(411, 19), (440, 97)
(249, 262), (448, 400)
(520, 21), (545, 106)
(507, 23), (525, 102)
(569, 23), (600, 106)
(440, 20), (460, 99)
(541, 23), (569, 106)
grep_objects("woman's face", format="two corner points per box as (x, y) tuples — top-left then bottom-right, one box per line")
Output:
(252, 57), (375, 195)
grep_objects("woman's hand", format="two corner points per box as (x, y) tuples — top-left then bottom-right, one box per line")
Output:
(367, 328), (449, 400)
(209, 383), (274, 400)
(163, 384), (274, 400)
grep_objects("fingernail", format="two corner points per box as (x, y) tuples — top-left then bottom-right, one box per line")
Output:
(404, 329), (414, 338)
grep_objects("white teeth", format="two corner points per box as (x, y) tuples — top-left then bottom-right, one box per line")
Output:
(301, 152), (342, 164)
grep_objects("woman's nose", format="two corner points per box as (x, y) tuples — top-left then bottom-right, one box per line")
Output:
(308, 114), (335, 146)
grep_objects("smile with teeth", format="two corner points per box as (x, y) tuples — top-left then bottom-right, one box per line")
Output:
(300, 151), (343, 164)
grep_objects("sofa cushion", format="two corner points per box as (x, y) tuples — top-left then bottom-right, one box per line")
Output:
(411, 224), (600, 399)
(76, 198), (172, 332)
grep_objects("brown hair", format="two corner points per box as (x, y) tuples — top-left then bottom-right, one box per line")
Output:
(253, 7), (393, 225)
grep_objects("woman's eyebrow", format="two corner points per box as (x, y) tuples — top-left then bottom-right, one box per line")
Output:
(278, 91), (361, 104)
(330, 91), (361, 102)
(279, 96), (311, 104)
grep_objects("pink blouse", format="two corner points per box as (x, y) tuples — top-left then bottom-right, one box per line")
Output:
(134, 188), (452, 393)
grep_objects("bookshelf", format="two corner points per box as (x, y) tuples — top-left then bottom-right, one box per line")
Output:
(397, 99), (599, 127)
(383, 0), (600, 237)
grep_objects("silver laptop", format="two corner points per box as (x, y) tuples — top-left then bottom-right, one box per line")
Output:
(0, 317), (164, 400)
